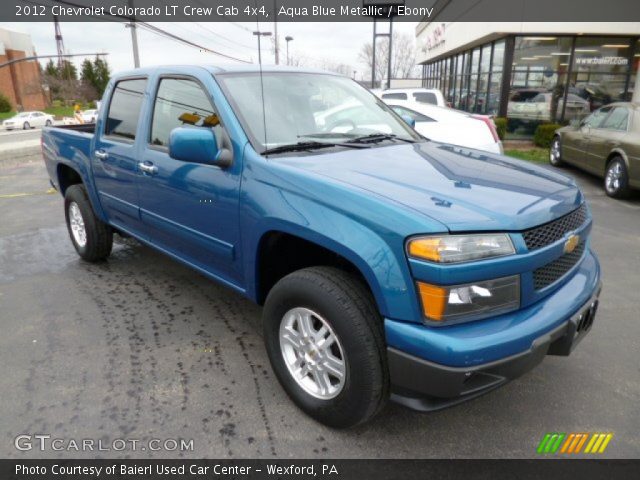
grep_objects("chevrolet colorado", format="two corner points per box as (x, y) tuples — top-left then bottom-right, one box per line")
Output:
(42, 65), (601, 428)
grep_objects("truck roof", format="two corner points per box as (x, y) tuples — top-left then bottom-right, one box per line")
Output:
(111, 64), (342, 79)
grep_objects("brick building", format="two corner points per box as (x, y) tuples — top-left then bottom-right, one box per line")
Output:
(0, 28), (48, 111)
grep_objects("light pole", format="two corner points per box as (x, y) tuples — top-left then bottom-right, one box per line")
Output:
(253, 31), (272, 66)
(285, 36), (293, 65)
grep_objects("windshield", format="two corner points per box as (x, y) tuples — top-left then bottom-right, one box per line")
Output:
(216, 72), (421, 153)
(15, 112), (29, 118)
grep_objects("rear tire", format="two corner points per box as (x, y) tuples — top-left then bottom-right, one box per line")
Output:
(549, 135), (564, 167)
(45, 119), (52, 127)
(604, 157), (631, 199)
(64, 184), (113, 261)
(263, 266), (389, 428)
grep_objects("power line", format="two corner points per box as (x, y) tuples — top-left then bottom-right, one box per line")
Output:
(45, 0), (252, 63)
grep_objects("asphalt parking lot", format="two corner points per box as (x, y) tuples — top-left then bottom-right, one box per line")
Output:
(1, 154), (639, 459)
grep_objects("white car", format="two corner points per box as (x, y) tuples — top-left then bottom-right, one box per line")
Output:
(508, 92), (590, 124)
(385, 100), (503, 154)
(379, 88), (447, 107)
(2, 111), (54, 130)
(80, 109), (98, 123)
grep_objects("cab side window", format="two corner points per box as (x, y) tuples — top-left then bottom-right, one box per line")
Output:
(150, 78), (219, 147)
(381, 93), (408, 100)
(600, 107), (629, 131)
(105, 78), (147, 140)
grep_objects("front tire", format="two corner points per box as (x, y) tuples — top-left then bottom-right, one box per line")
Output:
(549, 135), (564, 167)
(23, 122), (30, 130)
(263, 266), (389, 428)
(64, 184), (113, 261)
(604, 157), (631, 198)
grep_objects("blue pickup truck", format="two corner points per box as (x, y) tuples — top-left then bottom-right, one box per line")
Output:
(42, 65), (601, 428)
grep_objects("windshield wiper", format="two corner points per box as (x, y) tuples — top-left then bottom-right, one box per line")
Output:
(262, 140), (367, 155)
(346, 133), (416, 144)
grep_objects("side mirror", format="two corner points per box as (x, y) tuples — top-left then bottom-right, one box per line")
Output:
(168, 127), (233, 168)
(401, 114), (416, 128)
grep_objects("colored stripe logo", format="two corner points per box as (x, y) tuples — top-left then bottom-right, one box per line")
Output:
(537, 433), (613, 454)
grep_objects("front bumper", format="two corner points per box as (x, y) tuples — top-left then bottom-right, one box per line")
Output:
(388, 283), (601, 411)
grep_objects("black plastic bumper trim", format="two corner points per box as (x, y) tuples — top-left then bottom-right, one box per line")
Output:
(389, 283), (602, 412)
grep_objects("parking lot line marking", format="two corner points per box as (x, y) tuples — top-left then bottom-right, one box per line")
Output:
(0, 189), (56, 199)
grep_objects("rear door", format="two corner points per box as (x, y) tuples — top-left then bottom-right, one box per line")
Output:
(92, 77), (148, 236)
(584, 106), (630, 175)
(136, 74), (243, 285)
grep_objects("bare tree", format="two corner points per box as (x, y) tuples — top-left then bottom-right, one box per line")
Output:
(359, 32), (419, 85)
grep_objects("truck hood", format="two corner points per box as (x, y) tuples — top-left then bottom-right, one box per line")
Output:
(276, 142), (583, 231)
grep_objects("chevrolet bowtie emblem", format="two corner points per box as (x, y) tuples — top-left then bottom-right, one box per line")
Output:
(564, 234), (580, 254)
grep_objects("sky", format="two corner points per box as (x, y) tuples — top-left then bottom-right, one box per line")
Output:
(1, 20), (418, 81)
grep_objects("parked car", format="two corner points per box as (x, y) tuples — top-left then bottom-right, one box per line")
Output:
(384, 99), (503, 154)
(42, 65), (601, 428)
(2, 111), (54, 130)
(379, 88), (447, 107)
(550, 102), (640, 198)
(508, 92), (590, 125)
(80, 109), (98, 123)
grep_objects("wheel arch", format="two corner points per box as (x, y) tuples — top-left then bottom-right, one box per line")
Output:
(252, 226), (400, 319)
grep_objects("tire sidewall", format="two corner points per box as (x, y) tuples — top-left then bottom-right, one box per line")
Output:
(64, 192), (90, 257)
(263, 274), (382, 427)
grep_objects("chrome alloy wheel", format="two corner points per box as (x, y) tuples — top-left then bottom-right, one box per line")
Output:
(68, 202), (87, 247)
(605, 162), (623, 194)
(550, 137), (561, 163)
(279, 307), (346, 400)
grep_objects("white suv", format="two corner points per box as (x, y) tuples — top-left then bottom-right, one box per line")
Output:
(379, 88), (447, 107)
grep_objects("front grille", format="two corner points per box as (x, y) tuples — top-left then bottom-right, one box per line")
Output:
(522, 204), (588, 250)
(533, 242), (586, 290)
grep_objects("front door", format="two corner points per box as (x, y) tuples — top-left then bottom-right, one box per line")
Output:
(92, 77), (148, 236)
(137, 75), (243, 286)
(563, 106), (611, 166)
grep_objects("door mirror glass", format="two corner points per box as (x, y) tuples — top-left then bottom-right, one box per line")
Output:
(168, 127), (232, 167)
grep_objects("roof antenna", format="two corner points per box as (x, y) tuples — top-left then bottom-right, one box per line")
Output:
(253, 7), (269, 152)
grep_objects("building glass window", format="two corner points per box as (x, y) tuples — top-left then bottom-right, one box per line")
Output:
(569, 37), (633, 109)
(508, 36), (573, 136)
(487, 40), (505, 115)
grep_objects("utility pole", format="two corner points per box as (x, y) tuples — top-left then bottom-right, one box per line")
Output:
(273, 0), (279, 64)
(128, 0), (140, 67)
(53, 15), (65, 68)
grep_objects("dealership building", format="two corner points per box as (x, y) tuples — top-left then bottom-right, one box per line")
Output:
(415, 21), (640, 134)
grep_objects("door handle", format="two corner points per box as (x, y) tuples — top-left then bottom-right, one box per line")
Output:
(139, 161), (158, 175)
(94, 150), (108, 160)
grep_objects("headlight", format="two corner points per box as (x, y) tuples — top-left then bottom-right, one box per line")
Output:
(417, 275), (520, 323)
(407, 234), (515, 263)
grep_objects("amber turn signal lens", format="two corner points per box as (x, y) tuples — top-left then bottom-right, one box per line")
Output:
(416, 282), (447, 321)
(408, 238), (442, 262)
